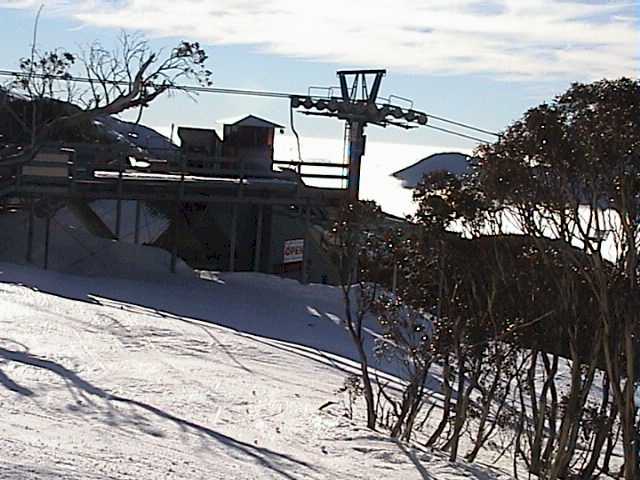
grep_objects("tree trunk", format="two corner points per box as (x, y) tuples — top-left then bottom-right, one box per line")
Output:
(621, 318), (638, 480)
(582, 373), (613, 478)
(426, 355), (452, 448)
(355, 336), (377, 430)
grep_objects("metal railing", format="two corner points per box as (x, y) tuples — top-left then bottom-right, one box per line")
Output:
(2, 141), (352, 188)
(272, 159), (348, 182)
(3, 144), (350, 207)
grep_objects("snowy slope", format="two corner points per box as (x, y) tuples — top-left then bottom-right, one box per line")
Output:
(392, 152), (472, 189)
(0, 263), (516, 480)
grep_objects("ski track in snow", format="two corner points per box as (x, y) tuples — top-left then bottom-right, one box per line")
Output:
(0, 263), (518, 479)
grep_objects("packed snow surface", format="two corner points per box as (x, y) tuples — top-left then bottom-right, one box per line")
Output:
(0, 263), (518, 479)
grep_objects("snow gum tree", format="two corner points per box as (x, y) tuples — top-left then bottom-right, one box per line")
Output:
(475, 78), (639, 479)
(326, 201), (435, 439)
(412, 174), (618, 474)
(408, 77), (638, 478)
(326, 200), (384, 430)
(373, 293), (432, 441)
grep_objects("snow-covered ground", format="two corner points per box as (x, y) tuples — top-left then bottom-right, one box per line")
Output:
(0, 262), (516, 479)
(392, 152), (472, 189)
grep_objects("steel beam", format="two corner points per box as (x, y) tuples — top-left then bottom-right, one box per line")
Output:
(347, 120), (366, 200)
(13, 183), (348, 207)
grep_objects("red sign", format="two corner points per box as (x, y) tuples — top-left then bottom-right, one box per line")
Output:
(283, 239), (304, 264)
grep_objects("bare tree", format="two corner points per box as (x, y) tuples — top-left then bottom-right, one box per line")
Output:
(475, 78), (639, 479)
(1, 31), (212, 162)
(325, 201), (383, 430)
(372, 290), (432, 441)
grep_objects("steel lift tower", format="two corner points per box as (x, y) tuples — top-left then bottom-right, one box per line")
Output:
(291, 69), (430, 200)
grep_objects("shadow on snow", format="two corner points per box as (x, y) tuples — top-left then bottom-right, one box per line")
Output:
(0, 345), (320, 480)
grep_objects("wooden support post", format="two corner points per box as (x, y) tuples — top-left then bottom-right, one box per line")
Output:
(134, 200), (141, 245)
(170, 202), (178, 274)
(229, 173), (244, 273)
(116, 154), (124, 240)
(26, 200), (34, 263)
(302, 205), (310, 284)
(171, 154), (186, 274)
(254, 205), (263, 272)
(44, 216), (51, 270)
(65, 148), (77, 193)
(229, 203), (238, 272)
(115, 199), (122, 240)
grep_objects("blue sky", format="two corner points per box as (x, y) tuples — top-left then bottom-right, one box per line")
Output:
(0, 0), (637, 153)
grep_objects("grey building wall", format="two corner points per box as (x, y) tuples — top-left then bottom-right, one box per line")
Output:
(267, 207), (339, 284)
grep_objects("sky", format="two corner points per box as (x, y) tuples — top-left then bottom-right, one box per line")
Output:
(0, 0), (638, 213)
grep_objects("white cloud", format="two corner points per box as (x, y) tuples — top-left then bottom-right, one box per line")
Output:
(2, 0), (638, 80)
(273, 134), (467, 217)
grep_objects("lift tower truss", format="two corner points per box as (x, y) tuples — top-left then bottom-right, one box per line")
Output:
(291, 69), (430, 200)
